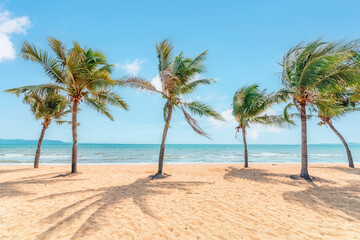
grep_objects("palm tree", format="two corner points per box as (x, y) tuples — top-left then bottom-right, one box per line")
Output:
(316, 90), (358, 168)
(5, 37), (128, 173)
(9, 92), (71, 168)
(277, 39), (360, 179)
(233, 84), (290, 168)
(124, 39), (223, 178)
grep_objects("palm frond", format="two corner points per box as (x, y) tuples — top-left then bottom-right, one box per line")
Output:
(187, 50), (208, 69)
(91, 91), (129, 110)
(182, 101), (224, 120)
(47, 36), (67, 62)
(123, 75), (165, 95)
(178, 79), (215, 95)
(179, 105), (210, 139)
(156, 39), (174, 71)
(233, 84), (287, 129)
(12, 91), (71, 123)
(20, 41), (65, 85)
(5, 84), (64, 97)
(83, 96), (114, 121)
(163, 101), (169, 122)
(251, 115), (293, 127)
(15, 37), (127, 125)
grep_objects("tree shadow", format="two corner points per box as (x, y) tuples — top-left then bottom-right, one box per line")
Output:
(223, 166), (332, 186)
(33, 177), (210, 240)
(283, 180), (360, 221)
(312, 165), (360, 177)
(0, 171), (82, 198)
(0, 167), (33, 174)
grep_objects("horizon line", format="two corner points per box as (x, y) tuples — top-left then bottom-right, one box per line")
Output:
(0, 139), (359, 145)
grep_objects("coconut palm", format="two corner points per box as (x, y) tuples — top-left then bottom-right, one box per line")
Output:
(124, 39), (223, 178)
(5, 37), (128, 173)
(277, 39), (360, 179)
(233, 84), (290, 168)
(10, 92), (71, 168)
(316, 90), (359, 168)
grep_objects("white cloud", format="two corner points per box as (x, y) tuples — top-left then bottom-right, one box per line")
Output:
(151, 74), (162, 91)
(207, 109), (236, 129)
(118, 59), (145, 75)
(184, 96), (201, 103)
(0, 11), (31, 62)
(208, 107), (283, 139)
(150, 73), (213, 95)
(190, 73), (219, 82)
(246, 106), (283, 139)
(192, 73), (202, 81)
(247, 125), (282, 140)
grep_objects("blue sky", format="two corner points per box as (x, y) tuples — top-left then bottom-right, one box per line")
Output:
(0, 0), (359, 144)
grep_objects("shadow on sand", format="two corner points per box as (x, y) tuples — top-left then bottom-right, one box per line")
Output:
(26, 176), (210, 240)
(283, 180), (360, 221)
(312, 165), (360, 176)
(0, 171), (81, 198)
(224, 166), (360, 221)
(223, 166), (333, 186)
(0, 167), (34, 174)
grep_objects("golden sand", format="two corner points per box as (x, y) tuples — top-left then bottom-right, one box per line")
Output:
(0, 163), (359, 240)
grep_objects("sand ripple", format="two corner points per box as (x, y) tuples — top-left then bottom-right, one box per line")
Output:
(0, 164), (359, 239)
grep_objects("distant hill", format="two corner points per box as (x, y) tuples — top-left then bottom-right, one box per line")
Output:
(0, 139), (70, 145)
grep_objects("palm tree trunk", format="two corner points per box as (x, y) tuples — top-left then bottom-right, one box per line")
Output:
(157, 102), (173, 176)
(300, 103), (310, 179)
(327, 121), (354, 168)
(34, 123), (48, 168)
(242, 127), (248, 168)
(71, 100), (79, 173)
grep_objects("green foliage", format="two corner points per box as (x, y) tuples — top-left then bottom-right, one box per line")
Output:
(5, 36), (128, 120)
(316, 87), (360, 125)
(156, 39), (174, 72)
(233, 84), (290, 131)
(183, 101), (224, 120)
(275, 38), (360, 128)
(277, 38), (360, 115)
(22, 92), (71, 125)
(124, 39), (223, 138)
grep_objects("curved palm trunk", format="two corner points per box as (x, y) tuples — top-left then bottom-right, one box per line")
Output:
(71, 100), (79, 173)
(156, 102), (173, 176)
(300, 103), (310, 179)
(327, 121), (354, 168)
(242, 127), (248, 168)
(34, 123), (48, 168)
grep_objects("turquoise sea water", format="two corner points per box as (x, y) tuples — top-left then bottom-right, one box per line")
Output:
(0, 144), (358, 165)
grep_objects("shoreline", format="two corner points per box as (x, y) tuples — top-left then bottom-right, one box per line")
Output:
(0, 162), (353, 166)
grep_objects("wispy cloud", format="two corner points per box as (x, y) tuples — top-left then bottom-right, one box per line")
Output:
(208, 107), (283, 139)
(151, 74), (162, 91)
(184, 95), (201, 103)
(150, 73), (213, 94)
(117, 59), (146, 75)
(246, 125), (282, 140)
(192, 73), (202, 81)
(207, 109), (236, 130)
(0, 10), (31, 62)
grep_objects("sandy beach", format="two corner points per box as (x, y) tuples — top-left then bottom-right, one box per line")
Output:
(0, 163), (359, 240)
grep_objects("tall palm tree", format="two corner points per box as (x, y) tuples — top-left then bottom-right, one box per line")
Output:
(316, 90), (359, 168)
(9, 92), (71, 168)
(233, 84), (290, 168)
(125, 39), (223, 178)
(5, 37), (128, 173)
(277, 39), (360, 179)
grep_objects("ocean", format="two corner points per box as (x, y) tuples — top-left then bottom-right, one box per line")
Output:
(0, 144), (358, 165)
